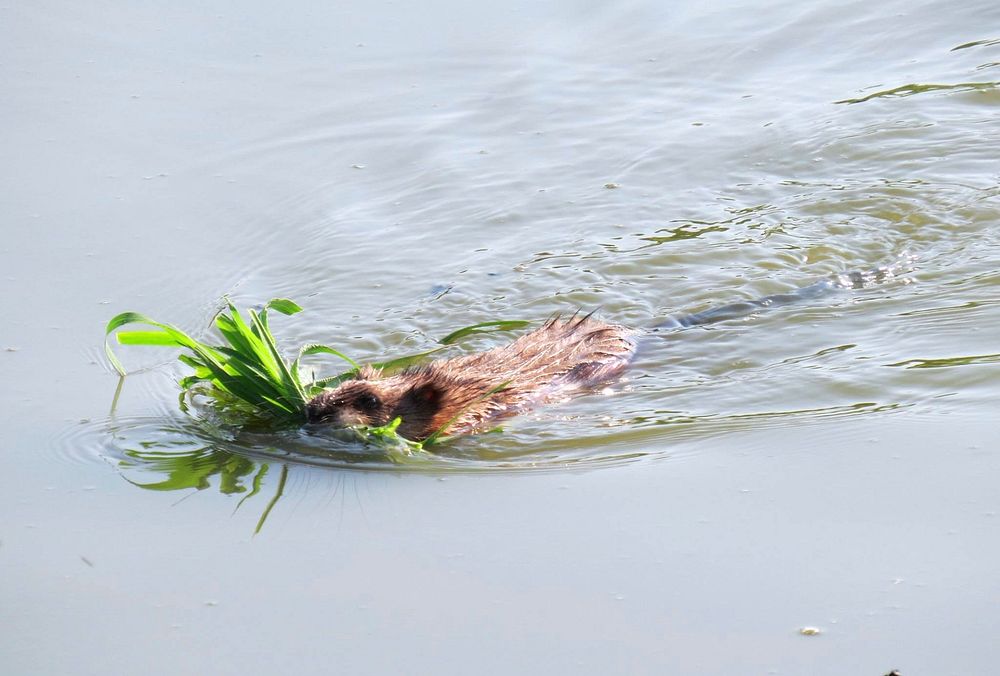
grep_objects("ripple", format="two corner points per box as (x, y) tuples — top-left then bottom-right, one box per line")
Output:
(54, 378), (921, 482)
(56, 409), (655, 477)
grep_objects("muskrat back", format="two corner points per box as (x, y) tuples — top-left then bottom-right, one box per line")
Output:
(306, 314), (636, 441)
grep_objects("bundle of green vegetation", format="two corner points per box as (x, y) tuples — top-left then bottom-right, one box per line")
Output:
(105, 298), (527, 450)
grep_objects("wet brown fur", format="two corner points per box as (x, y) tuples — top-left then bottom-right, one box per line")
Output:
(306, 314), (636, 441)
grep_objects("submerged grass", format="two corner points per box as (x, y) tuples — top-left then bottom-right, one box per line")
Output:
(105, 298), (529, 451)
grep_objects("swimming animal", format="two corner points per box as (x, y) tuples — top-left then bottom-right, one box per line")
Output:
(306, 313), (634, 440)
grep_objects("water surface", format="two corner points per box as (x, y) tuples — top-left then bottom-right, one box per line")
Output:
(3, 1), (999, 674)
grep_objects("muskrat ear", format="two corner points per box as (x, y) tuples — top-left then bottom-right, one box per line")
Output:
(405, 382), (442, 409)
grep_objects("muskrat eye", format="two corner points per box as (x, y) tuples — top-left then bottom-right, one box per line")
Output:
(355, 393), (380, 412)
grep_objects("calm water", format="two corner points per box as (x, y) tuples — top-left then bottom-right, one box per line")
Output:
(3, 1), (999, 674)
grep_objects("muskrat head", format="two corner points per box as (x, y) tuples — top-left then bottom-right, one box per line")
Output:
(306, 380), (393, 428)
(306, 374), (445, 439)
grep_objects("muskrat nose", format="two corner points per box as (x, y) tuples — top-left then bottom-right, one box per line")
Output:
(305, 394), (329, 423)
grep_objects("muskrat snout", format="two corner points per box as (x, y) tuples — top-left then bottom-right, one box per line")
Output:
(305, 391), (333, 424)
(306, 382), (390, 428)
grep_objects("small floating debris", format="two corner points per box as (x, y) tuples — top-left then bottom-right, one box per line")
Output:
(799, 626), (821, 636)
(603, 182), (620, 189)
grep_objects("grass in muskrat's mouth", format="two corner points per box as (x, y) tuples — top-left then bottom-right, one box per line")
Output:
(105, 298), (528, 451)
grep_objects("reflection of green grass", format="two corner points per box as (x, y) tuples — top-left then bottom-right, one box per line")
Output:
(121, 445), (259, 493)
(251, 465), (286, 535)
(117, 424), (440, 533)
(887, 353), (1000, 369)
(121, 443), (281, 534)
(835, 81), (999, 104)
(639, 223), (728, 246)
(951, 39), (1000, 51)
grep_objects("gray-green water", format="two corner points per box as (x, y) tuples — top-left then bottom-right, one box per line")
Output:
(3, 1), (999, 674)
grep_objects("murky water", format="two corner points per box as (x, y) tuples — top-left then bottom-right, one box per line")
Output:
(3, 1), (999, 674)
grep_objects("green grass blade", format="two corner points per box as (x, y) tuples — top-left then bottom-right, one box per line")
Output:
(218, 306), (281, 380)
(438, 320), (530, 345)
(294, 344), (360, 395)
(265, 299), (303, 315)
(116, 330), (183, 346)
(297, 344), (360, 369)
(178, 375), (210, 389)
(304, 347), (446, 395)
(260, 395), (298, 415)
(371, 346), (445, 372)
(215, 347), (280, 381)
(258, 298), (303, 334)
(105, 311), (221, 376)
(307, 371), (357, 392)
(105, 311), (159, 335)
(177, 354), (214, 376)
(249, 309), (306, 408)
(206, 350), (303, 417)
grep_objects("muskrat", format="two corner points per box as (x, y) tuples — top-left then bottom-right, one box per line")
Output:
(306, 313), (635, 440)
(306, 265), (903, 440)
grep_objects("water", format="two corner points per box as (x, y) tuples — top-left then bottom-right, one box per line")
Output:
(3, 1), (999, 674)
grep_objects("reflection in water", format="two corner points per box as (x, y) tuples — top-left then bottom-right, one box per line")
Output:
(121, 444), (262, 494)
(639, 223), (729, 246)
(120, 439), (285, 534)
(887, 353), (1000, 369)
(835, 80), (999, 105)
(951, 38), (1000, 51)
(60, 385), (915, 534)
